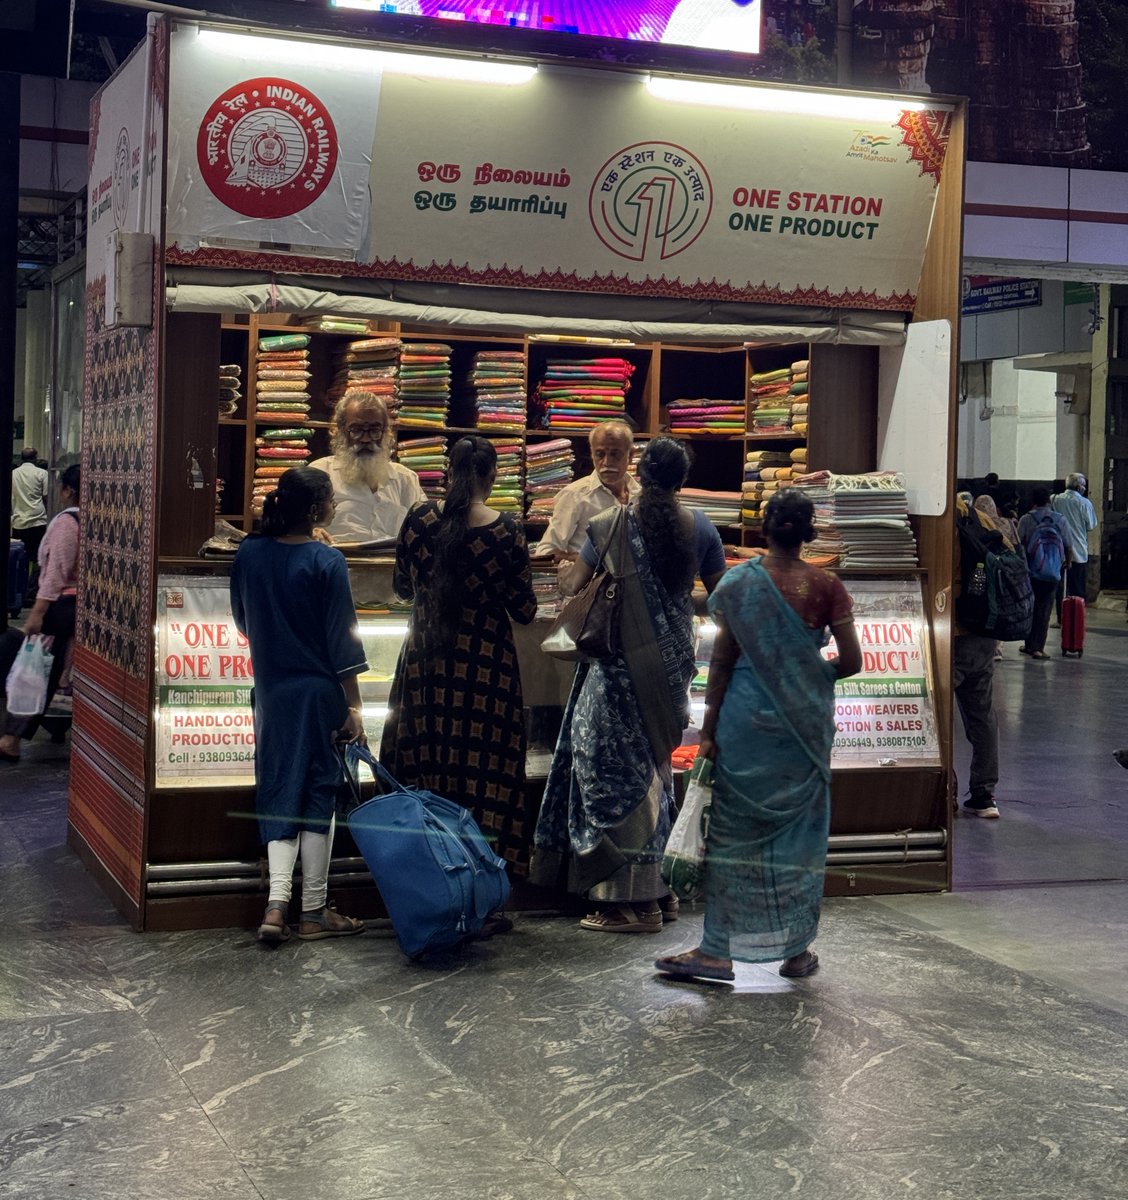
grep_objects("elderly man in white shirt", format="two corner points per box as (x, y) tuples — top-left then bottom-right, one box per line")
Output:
(533, 420), (639, 563)
(310, 391), (424, 544)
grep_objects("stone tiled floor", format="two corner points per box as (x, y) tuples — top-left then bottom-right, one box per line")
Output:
(1, 615), (1127, 1198)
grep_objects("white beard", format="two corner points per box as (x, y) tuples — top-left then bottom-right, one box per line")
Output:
(337, 444), (391, 491)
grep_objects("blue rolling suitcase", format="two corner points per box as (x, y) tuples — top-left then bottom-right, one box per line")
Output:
(342, 744), (511, 959)
(8, 539), (28, 617)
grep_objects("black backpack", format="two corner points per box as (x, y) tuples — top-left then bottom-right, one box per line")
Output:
(956, 514), (1033, 641)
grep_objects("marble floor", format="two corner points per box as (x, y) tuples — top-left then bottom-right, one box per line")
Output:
(2, 615), (1128, 1199)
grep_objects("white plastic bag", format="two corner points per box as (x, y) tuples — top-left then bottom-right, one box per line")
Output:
(5, 635), (54, 717)
(661, 756), (713, 900)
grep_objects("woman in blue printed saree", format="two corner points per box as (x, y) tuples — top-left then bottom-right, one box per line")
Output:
(656, 490), (861, 981)
(530, 438), (726, 932)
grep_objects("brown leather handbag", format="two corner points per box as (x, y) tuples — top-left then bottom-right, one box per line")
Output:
(541, 507), (626, 662)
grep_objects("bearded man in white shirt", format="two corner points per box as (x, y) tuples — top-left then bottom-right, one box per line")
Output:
(309, 391), (424, 545)
(533, 419), (639, 563)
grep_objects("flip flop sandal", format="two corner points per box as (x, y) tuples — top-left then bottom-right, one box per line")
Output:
(779, 950), (819, 978)
(579, 905), (662, 934)
(298, 903), (365, 940)
(654, 952), (735, 982)
(257, 902), (291, 944)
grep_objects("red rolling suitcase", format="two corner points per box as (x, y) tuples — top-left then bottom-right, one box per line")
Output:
(1061, 595), (1085, 657)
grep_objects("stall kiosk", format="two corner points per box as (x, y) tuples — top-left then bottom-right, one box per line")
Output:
(69, 16), (966, 930)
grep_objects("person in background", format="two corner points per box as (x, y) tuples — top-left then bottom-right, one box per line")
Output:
(231, 466), (367, 944)
(973, 494), (1019, 660)
(654, 489), (861, 983)
(1052, 472), (1097, 606)
(953, 492), (1008, 818)
(309, 390), (424, 544)
(1017, 486), (1069, 661)
(532, 419), (639, 562)
(10, 447), (49, 598)
(381, 436), (537, 930)
(1, 465), (81, 764)
(531, 437), (726, 934)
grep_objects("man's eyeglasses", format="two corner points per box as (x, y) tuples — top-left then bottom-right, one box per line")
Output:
(345, 423), (386, 440)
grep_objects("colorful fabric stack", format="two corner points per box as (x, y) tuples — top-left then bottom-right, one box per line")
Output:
(793, 471), (918, 569)
(742, 449), (794, 524)
(254, 333), (313, 516)
(252, 427), (315, 516)
(524, 437), (575, 522)
(397, 436), (448, 500)
(398, 342), (453, 430)
(302, 314), (370, 336)
(487, 438), (525, 514)
(537, 358), (633, 431)
(790, 358), (810, 435)
(328, 337), (401, 417)
(680, 488), (742, 527)
(218, 363), (242, 418)
(748, 365), (793, 434)
(472, 350), (526, 433)
(667, 397), (744, 436)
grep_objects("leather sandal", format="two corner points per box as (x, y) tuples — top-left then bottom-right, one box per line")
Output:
(658, 894), (680, 923)
(779, 950), (819, 978)
(298, 902), (365, 940)
(654, 950), (735, 981)
(257, 902), (291, 944)
(579, 905), (662, 934)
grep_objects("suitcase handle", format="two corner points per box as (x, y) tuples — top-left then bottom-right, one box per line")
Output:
(343, 741), (403, 795)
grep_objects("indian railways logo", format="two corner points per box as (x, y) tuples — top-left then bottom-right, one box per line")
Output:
(196, 76), (339, 220)
(112, 127), (130, 229)
(589, 142), (713, 262)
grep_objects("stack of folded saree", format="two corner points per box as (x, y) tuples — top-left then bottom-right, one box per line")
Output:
(524, 437), (575, 521)
(255, 334), (314, 515)
(680, 487), (742, 527)
(252, 426), (315, 516)
(397, 436), (448, 500)
(667, 397), (744, 436)
(794, 470), (917, 568)
(486, 437), (525, 514)
(536, 358), (633, 431)
(328, 337), (401, 416)
(218, 363), (242, 418)
(302, 314), (370, 335)
(790, 358), (810, 435)
(398, 343), (452, 430)
(742, 449), (794, 524)
(472, 350), (527, 433)
(748, 365), (792, 434)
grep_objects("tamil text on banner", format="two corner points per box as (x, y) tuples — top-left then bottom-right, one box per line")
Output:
(824, 577), (940, 768)
(165, 26), (953, 311)
(155, 576), (256, 788)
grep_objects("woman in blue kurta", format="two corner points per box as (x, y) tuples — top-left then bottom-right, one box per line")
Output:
(655, 490), (862, 982)
(231, 466), (368, 944)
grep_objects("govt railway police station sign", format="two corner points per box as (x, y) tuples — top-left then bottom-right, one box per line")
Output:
(166, 26), (953, 312)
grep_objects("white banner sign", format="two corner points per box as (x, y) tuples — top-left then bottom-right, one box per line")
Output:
(166, 25), (381, 258)
(825, 577), (940, 768)
(155, 576), (256, 788)
(166, 27), (953, 311)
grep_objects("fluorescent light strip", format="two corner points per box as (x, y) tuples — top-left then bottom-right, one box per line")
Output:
(646, 75), (928, 121)
(196, 28), (536, 84)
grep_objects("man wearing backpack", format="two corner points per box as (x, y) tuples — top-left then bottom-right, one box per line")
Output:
(1017, 486), (1069, 660)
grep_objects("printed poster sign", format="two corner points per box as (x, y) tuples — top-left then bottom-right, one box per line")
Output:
(166, 26), (953, 311)
(155, 576), (256, 788)
(825, 578), (940, 768)
(166, 25), (381, 258)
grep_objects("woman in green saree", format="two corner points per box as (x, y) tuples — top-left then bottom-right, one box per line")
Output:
(656, 490), (861, 981)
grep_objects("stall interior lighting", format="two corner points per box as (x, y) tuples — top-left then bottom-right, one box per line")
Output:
(645, 75), (928, 121)
(197, 29), (537, 85)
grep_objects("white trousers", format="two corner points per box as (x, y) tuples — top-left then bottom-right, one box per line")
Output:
(266, 815), (335, 913)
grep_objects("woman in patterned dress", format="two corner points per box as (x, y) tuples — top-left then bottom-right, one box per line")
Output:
(381, 436), (537, 908)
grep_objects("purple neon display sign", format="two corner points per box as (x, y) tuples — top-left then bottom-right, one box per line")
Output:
(330, 0), (762, 55)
